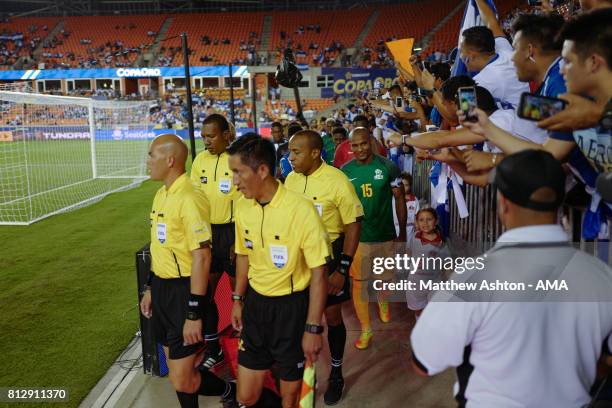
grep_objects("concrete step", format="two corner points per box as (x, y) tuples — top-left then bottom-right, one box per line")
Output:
(143, 16), (173, 67)
(260, 15), (273, 52)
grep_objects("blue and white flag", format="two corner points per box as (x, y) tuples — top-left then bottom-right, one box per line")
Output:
(451, 0), (498, 77)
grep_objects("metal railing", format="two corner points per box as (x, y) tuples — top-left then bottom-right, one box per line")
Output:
(411, 160), (611, 263)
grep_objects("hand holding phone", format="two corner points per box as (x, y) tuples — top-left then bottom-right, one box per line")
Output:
(395, 96), (404, 109)
(457, 86), (478, 122)
(517, 92), (567, 122)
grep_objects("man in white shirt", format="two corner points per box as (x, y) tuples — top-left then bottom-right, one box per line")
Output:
(411, 149), (612, 408)
(459, 26), (529, 108)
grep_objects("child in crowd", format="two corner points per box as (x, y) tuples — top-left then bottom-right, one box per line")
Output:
(394, 172), (420, 239)
(406, 207), (447, 318)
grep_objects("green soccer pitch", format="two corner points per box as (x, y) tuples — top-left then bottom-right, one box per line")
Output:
(0, 138), (203, 407)
(0, 139), (149, 225)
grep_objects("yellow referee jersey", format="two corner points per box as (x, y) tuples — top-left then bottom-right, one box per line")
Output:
(285, 162), (364, 242)
(150, 173), (212, 279)
(234, 182), (330, 297)
(190, 150), (238, 224)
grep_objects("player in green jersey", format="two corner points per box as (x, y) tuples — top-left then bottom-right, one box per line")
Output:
(341, 127), (407, 349)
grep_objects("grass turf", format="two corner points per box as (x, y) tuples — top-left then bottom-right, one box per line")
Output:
(0, 136), (204, 407)
(0, 179), (159, 407)
(0, 139), (149, 224)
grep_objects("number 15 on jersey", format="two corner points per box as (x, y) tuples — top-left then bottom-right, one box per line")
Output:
(361, 183), (373, 198)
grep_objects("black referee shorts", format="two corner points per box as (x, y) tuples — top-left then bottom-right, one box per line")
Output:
(326, 235), (351, 306)
(238, 287), (308, 382)
(151, 275), (210, 360)
(211, 223), (236, 277)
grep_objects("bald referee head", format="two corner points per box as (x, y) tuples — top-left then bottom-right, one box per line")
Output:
(288, 130), (323, 175)
(147, 134), (188, 183)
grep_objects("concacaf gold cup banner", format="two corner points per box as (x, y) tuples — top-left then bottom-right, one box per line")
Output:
(320, 68), (399, 98)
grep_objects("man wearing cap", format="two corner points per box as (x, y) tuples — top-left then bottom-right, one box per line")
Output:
(410, 150), (612, 407)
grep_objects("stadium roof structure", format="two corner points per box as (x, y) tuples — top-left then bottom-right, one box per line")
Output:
(0, 0), (418, 16)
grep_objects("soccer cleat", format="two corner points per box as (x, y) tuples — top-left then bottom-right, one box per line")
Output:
(199, 347), (224, 371)
(220, 381), (238, 408)
(378, 301), (391, 323)
(354, 329), (373, 350)
(324, 376), (345, 405)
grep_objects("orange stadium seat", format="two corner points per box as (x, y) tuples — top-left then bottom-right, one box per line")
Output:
(267, 9), (372, 66)
(0, 17), (59, 70)
(43, 15), (165, 68)
(363, 0), (463, 60)
(420, 0), (530, 57)
(161, 12), (265, 66)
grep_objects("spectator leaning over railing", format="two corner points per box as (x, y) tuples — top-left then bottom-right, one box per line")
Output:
(459, 8), (612, 239)
(411, 149), (612, 408)
(458, 25), (528, 109)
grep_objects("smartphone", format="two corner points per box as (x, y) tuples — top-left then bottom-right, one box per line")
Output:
(517, 92), (566, 122)
(527, 0), (542, 5)
(457, 86), (478, 122)
(395, 96), (404, 109)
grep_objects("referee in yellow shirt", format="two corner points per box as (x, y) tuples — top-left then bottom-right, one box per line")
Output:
(285, 130), (363, 405)
(227, 134), (330, 408)
(140, 134), (236, 408)
(190, 113), (238, 370)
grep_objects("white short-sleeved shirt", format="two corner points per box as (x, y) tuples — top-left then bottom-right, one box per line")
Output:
(411, 225), (612, 408)
(486, 108), (547, 152)
(473, 37), (529, 109)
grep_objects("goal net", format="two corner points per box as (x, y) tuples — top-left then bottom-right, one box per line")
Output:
(0, 91), (152, 225)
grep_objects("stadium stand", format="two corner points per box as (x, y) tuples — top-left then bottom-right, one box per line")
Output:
(160, 12), (265, 66)
(264, 98), (335, 121)
(0, 17), (60, 69)
(422, 0), (528, 57)
(360, 0), (462, 67)
(267, 9), (372, 66)
(0, 1), (534, 72)
(40, 15), (165, 69)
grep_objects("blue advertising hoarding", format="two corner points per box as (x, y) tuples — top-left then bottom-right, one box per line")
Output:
(0, 66), (248, 81)
(320, 68), (398, 98)
(0, 126), (254, 141)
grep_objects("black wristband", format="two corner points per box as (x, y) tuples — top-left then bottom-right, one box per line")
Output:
(187, 293), (207, 319)
(146, 272), (153, 286)
(305, 323), (324, 334)
(338, 253), (353, 276)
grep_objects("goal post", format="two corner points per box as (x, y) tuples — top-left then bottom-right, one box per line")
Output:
(0, 90), (152, 225)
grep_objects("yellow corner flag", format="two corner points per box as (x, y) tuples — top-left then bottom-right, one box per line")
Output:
(299, 361), (316, 408)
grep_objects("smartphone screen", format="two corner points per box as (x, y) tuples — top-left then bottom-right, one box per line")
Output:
(518, 93), (566, 121)
(395, 96), (403, 108)
(457, 86), (477, 121)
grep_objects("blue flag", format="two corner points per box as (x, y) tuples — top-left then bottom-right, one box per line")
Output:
(451, 0), (498, 77)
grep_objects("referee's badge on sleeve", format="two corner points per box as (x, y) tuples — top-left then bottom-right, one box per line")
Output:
(219, 179), (231, 194)
(314, 203), (323, 217)
(270, 244), (288, 269)
(157, 223), (167, 244)
(245, 238), (253, 249)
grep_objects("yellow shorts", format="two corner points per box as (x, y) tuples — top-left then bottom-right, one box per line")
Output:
(349, 241), (395, 281)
